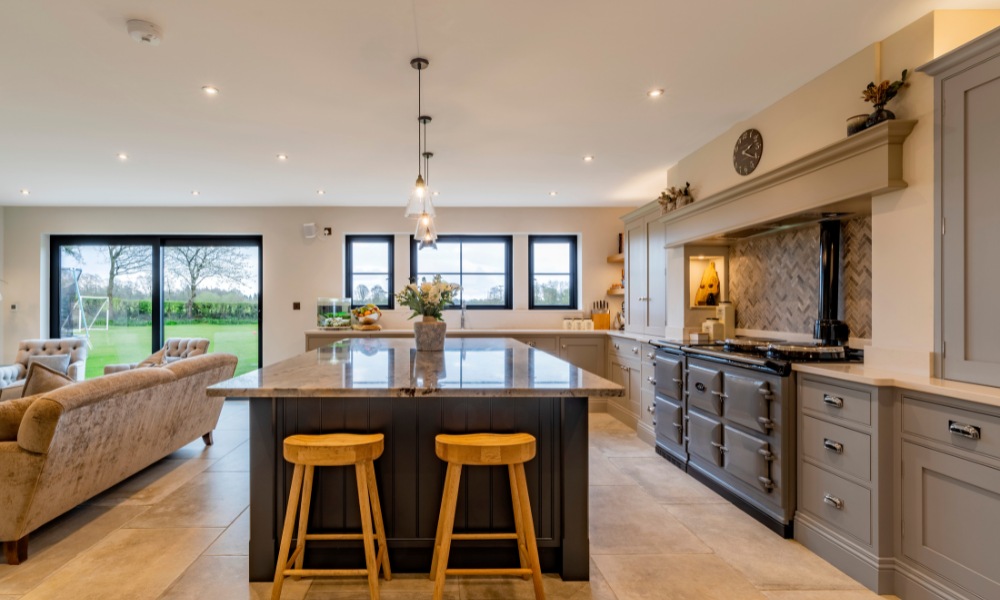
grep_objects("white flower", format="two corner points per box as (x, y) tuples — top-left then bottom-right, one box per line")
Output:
(420, 282), (432, 294)
(407, 283), (418, 292)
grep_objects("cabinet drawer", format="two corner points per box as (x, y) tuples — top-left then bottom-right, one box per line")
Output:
(640, 389), (656, 427)
(800, 462), (871, 545)
(901, 396), (1000, 462)
(640, 363), (656, 393)
(513, 336), (558, 355)
(609, 337), (640, 361)
(641, 343), (657, 363)
(801, 379), (871, 426)
(802, 416), (871, 482)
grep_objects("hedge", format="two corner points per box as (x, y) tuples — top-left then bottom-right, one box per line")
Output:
(84, 298), (259, 326)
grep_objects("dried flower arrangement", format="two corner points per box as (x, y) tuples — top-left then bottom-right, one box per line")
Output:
(657, 182), (693, 213)
(861, 70), (909, 127)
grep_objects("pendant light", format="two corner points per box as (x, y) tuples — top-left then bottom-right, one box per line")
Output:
(404, 58), (433, 219)
(416, 150), (438, 249)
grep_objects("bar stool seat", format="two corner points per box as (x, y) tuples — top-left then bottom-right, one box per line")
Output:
(273, 433), (391, 600)
(430, 433), (545, 600)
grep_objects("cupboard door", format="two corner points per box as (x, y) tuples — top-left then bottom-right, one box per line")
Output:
(941, 53), (1000, 386)
(645, 217), (666, 335)
(901, 441), (1000, 600)
(608, 357), (630, 412)
(627, 361), (642, 417)
(625, 219), (647, 333)
(558, 337), (605, 377)
(514, 336), (558, 355)
(688, 410), (722, 466)
(655, 396), (684, 446)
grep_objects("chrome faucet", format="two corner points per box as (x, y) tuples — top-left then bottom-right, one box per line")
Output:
(461, 300), (468, 330)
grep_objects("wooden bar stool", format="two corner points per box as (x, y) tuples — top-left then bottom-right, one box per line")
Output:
(429, 433), (544, 600)
(272, 433), (391, 600)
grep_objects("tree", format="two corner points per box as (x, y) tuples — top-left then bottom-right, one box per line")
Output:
(370, 285), (387, 305)
(105, 245), (151, 308)
(354, 284), (370, 303)
(165, 246), (254, 318)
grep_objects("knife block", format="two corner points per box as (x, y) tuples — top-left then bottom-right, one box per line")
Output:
(593, 313), (611, 330)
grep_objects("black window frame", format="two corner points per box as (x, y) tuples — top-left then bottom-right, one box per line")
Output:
(409, 234), (513, 310)
(48, 234), (263, 375)
(528, 235), (578, 310)
(345, 235), (395, 309)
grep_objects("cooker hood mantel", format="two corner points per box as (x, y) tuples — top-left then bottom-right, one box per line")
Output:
(653, 120), (917, 249)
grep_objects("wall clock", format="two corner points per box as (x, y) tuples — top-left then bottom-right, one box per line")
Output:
(733, 129), (763, 176)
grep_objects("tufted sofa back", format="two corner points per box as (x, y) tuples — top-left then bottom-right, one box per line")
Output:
(163, 338), (210, 362)
(15, 339), (88, 368)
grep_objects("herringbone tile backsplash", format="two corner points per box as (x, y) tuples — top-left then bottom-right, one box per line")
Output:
(728, 216), (872, 339)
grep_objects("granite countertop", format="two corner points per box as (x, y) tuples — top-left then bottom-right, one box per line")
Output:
(305, 328), (655, 342)
(209, 337), (626, 398)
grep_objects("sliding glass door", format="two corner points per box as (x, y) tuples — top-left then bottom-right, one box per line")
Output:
(50, 235), (262, 379)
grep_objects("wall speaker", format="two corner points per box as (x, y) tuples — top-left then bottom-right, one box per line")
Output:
(303, 223), (317, 239)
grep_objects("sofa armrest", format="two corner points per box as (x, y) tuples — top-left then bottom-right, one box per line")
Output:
(0, 364), (25, 389)
(103, 364), (136, 376)
(0, 441), (47, 542)
(67, 361), (87, 381)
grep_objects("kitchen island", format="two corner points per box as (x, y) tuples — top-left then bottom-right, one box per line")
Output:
(207, 337), (623, 582)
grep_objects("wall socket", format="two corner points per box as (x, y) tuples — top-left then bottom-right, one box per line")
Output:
(10, 303), (18, 312)
(292, 302), (300, 311)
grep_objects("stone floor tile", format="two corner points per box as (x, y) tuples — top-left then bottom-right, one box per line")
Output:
(216, 408), (250, 431)
(665, 504), (865, 590)
(19, 528), (221, 600)
(589, 450), (635, 486)
(593, 554), (767, 600)
(589, 486), (710, 555)
(208, 441), (250, 472)
(608, 457), (727, 504)
(588, 430), (656, 458)
(0, 505), (147, 594)
(761, 591), (890, 600)
(124, 471), (249, 529)
(158, 555), (248, 600)
(589, 414), (634, 432)
(250, 578), (313, 600)
(86, 458), (218, 507)
(205, 508), (249, 556)
(166, 428), (250, 459)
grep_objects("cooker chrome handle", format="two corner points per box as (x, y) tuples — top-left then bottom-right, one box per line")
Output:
(710, 441), (728, 453)
(758, 476), (775, 491)
(949, 421), (981, 440)
(757, 448), (776, 461)
(823, 439), (844, 454)
(757, 416), (774, 430)
(671, 377), (683, 384)
(824, 494), (844, 510)
(823, 395), (844, 408)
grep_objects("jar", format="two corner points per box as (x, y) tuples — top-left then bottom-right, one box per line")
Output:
(702, 317), (724, 341)
(584, 319), (594, 330)
(573, 318), (583, 330)
(563, 318), (572, 330)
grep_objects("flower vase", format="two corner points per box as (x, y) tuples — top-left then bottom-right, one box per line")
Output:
(866, 104), (895, 127)
(414, 316), (447, 352)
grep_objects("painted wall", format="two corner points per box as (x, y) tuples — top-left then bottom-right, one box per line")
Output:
(664, 11), (1000, 375)
(1, 206), (629, 366)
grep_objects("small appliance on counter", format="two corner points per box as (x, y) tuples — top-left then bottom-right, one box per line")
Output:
(317, 297), (352, 330)
(716, 301), (735, 339)
(702, 317), (724, 341)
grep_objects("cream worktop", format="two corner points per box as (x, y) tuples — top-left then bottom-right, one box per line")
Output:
(306, 328), (654, 342)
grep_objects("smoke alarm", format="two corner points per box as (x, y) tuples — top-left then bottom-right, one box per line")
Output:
(127, 20), (164, 45)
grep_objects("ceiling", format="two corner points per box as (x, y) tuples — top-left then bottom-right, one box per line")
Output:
(0, 0), (985, 208)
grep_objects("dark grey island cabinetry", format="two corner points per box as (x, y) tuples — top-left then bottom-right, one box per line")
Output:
(207, 337), (623, 583)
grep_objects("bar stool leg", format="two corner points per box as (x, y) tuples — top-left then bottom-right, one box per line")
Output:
(291, 465), (315, 579)
(365, 459), (392, 581)
(508, 464), (532, 581)
(272, 464), (305, 600)
(514, 463), (546, 600)
(432, 463), (463, 600)
(355, 463), (381, 600)
(429, 462), (459, 581)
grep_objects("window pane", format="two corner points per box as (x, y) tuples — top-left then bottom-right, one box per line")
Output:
(462, 243), (506, 273)
(59, 245), (153, 379)
(164, 245), (260, 376)
(351, 275), (391, 305)
(463, 275), (506, 306)
(533, 275), (571, 306)
(351, 242), (389, 273)
(533, 242), (570, 273)
(416, 242), (461, 273)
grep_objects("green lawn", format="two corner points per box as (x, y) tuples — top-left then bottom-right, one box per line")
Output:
(82, 323), (259, 379)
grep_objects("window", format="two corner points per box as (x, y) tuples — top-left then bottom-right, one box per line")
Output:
(345, 235), (394, 309)
(410, 235), (513, 309)
(50, 235), (262, 379)
(529, 235), (578, 309)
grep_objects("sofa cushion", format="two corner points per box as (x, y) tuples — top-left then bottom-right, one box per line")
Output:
(23, 363), (75, 399)
(27, 354), (71, 375)
(0, 396), (38, 441)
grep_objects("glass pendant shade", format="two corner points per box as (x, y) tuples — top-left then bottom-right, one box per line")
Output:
(404, 174), (428, 219)
(415, 212), (437, 249)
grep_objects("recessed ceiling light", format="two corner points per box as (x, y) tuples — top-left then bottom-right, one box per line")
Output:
(317, 190), (325, 195)
(583, 155), (594, 162)
(549, 191), (558, 196)
(202, 86), (219, 94)
(118, 153), (128, 160)
(191, 190), (200, 195)
(20, 189), (29, 195)
(648, 89), (664, 97)
(277, 154), (287, 160)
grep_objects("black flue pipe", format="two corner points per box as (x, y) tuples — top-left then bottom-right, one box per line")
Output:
(814, 219), (850, 345)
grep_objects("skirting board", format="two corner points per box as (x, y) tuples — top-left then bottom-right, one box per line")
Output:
(636, 422), (655, 447)
(589, 399), (607, 413)
(607, 403), (639, 431)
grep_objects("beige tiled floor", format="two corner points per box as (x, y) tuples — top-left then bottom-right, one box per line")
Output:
(0, 403), (900, 600)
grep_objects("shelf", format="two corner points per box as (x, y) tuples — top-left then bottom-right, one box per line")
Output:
(607, 253), (624, 263)
(606, 288), (625, 296)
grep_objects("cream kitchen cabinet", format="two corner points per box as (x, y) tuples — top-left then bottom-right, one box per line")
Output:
(623, 211), (667, 336)
(558, 337), (606, 377)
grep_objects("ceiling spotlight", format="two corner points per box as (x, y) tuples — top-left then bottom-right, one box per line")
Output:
(20, 190), (29, 195)
(648, 89), (664, 97)
(202, 86), (219, 94)
(277, 154), (287, 160)
(118, 153), (128, 160)
(317, 190), (326, 195)
(583, 155), (594, 162)
(191, 190), (200, 195)
(549, 191), (558, 196)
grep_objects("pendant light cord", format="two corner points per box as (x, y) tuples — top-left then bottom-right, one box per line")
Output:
(417, 66), (422, 176)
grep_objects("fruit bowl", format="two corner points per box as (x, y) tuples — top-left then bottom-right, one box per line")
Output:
(352, 304), (382, 326)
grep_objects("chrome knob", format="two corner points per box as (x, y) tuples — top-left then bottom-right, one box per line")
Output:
(647, 377), (656, 384)
(614, 343), (620, 350)
(561, 344), (567, 349)
(632, 347), (639, 354)
(647, 351), (655, 358)
(527, 342), (536, 347)
(647, 405), (655, 413)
